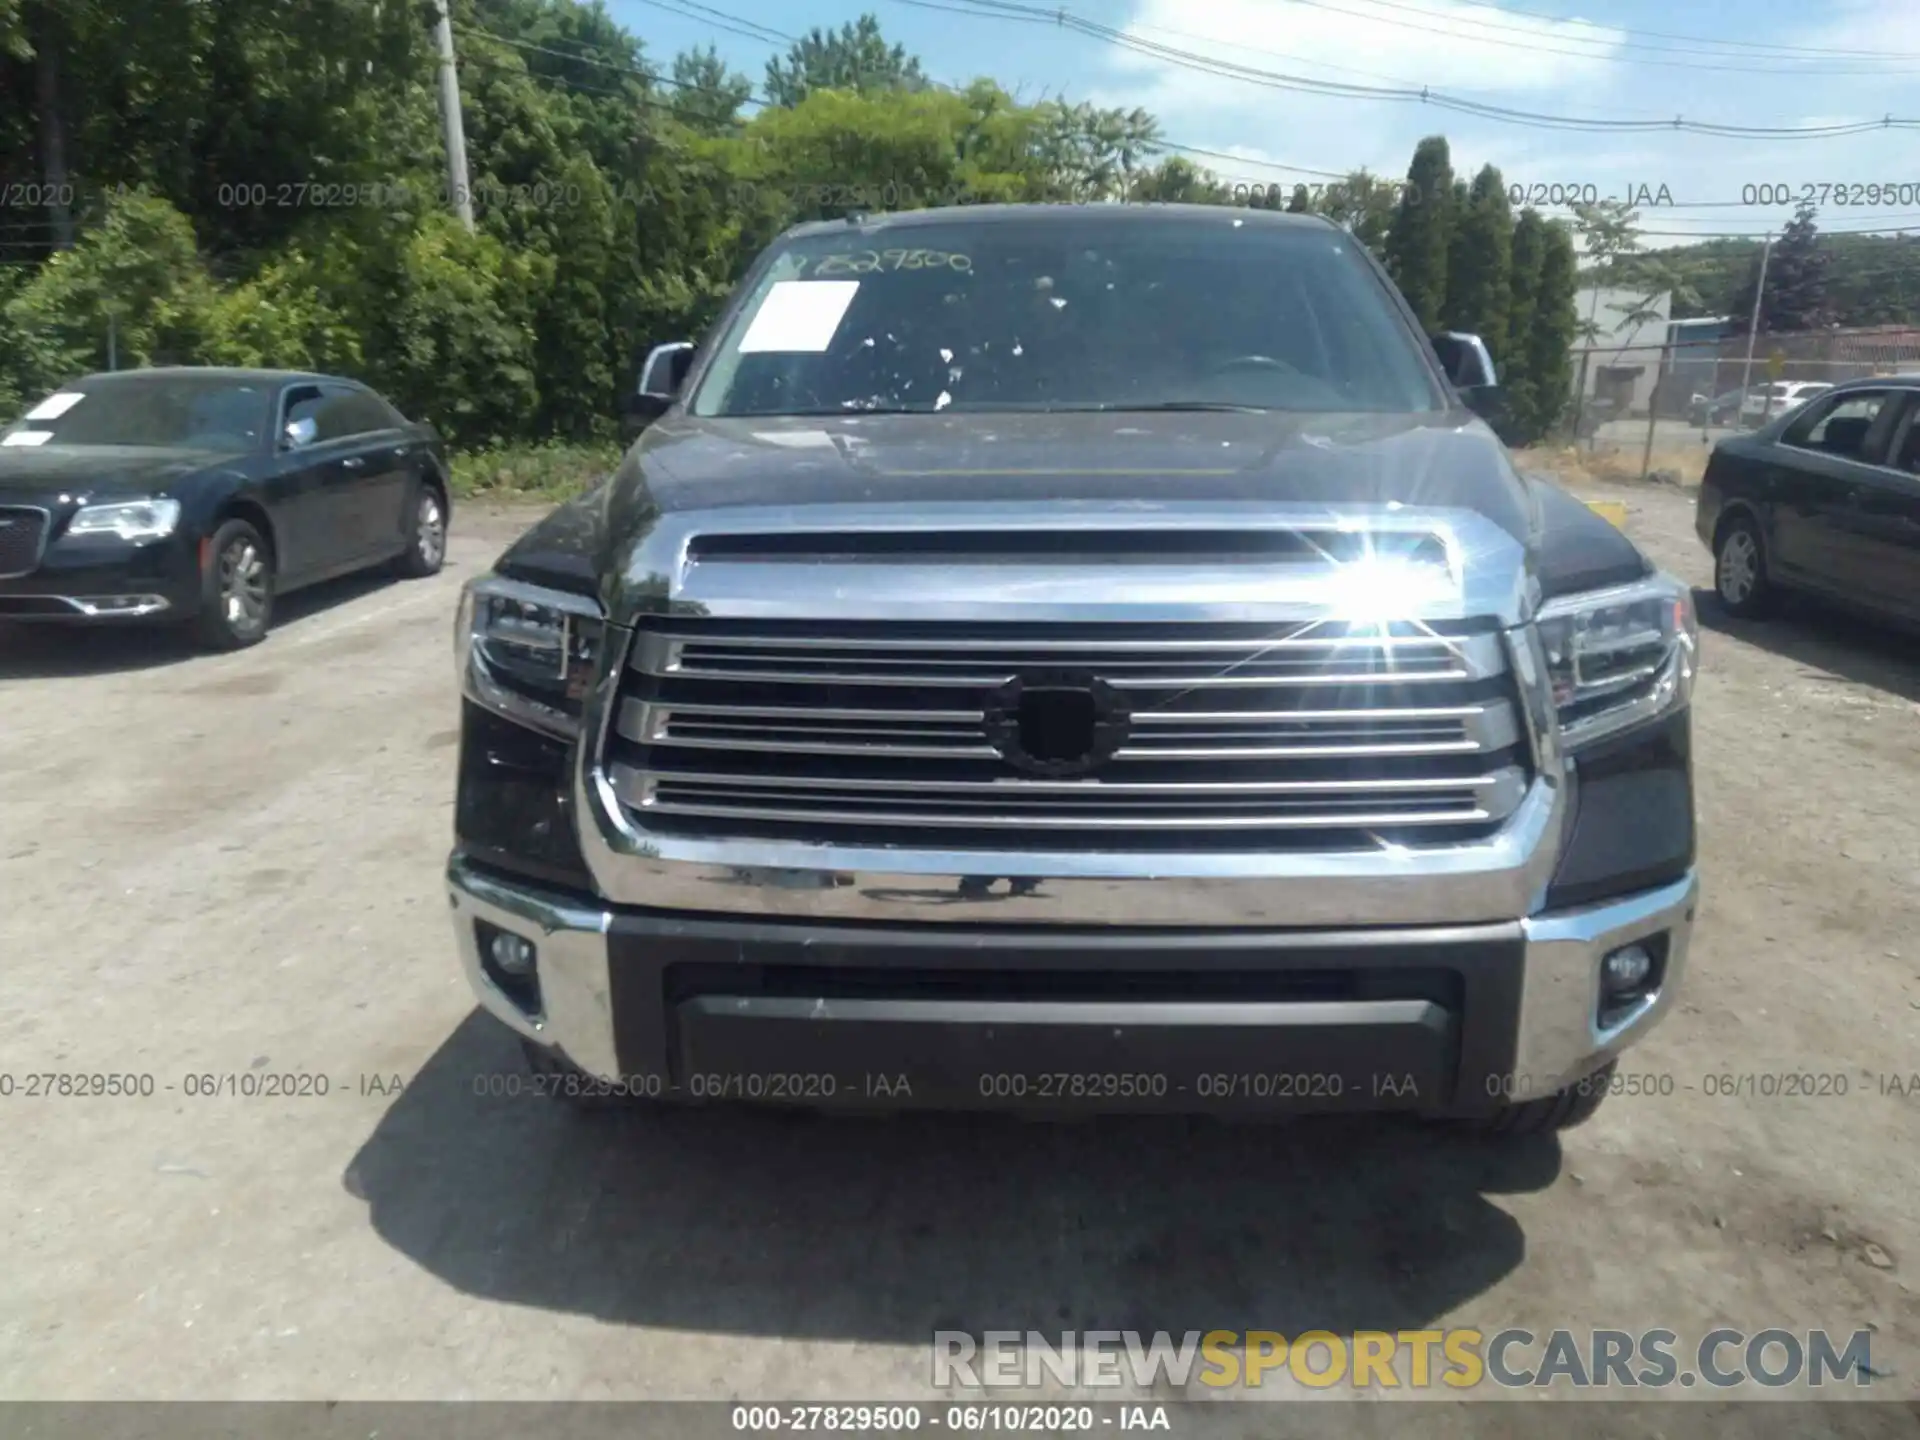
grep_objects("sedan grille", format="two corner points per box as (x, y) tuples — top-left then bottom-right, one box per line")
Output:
(0, 507), (50, 579)
(606, 619), (1532, 851)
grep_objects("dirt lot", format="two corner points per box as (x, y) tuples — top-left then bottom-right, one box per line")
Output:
(0, 487), (1916, 1419)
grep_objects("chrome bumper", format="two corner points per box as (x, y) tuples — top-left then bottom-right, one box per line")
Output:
(447, 856), (1696, 1107)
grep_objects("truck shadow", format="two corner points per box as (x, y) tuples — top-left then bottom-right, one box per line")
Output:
(343, 1012), (1558, 1343)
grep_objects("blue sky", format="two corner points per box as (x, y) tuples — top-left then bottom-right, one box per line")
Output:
(602, 0), (1920, 247)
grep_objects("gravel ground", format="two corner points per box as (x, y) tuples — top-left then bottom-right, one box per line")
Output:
(0, 488), (1915, 1422)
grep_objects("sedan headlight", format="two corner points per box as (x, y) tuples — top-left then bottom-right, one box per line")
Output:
(1535, 571), (1697, 750)
(66, 498), (181, 541)
(455, 575), (606, 740)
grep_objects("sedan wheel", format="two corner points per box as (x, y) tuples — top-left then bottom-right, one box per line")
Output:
(417, 493), (446, 567)
(1714, 516), (1774, 618)
(222, 541), (269, 628)
(395, 485), (448, 578)
(191, 517), (275, 650)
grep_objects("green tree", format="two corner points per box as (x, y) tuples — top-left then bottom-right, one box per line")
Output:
(0, 188), (219, 397)
(1383, 137), (1454, 329)
(1503, 207), (1549, 438)
(1126, 155), (1229, 205)
(1522, 219), (1579, 439)
(372, 210), (543, 448)
(764, 14), (927, 107)
(1444, 164), (1512, 366)
(1315, 171), (1399, 253)
(535, 153), (615, 439)
(1031, 100), (1161, 202)
(1726, 202), (1834, 335)
(671, 44), (753, 133)
(1286, 183), (1311, 214)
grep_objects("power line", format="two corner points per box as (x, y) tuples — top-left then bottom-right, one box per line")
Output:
(888, 0), (1920, 136)
(1348, 0), (1920, 61)
(631, 0), (796, 46)
(1249, 0), (1920, 76)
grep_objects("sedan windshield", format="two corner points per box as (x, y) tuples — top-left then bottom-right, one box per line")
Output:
(690, 215), (1444, 418)
(2, 377), (270, 451)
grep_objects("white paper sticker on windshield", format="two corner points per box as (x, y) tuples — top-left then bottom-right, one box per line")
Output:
(23, 391), (84, 421)
(737, 280), (859, 354)
(2, 430), (54, 447)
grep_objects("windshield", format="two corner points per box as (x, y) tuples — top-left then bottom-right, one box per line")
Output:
(2, 377), (271, 451)
(690, 216), (1444, 418)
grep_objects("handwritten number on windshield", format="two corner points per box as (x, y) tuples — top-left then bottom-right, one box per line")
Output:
(809, 249), (972, 276)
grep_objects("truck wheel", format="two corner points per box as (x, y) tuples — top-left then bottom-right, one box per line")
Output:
(1471, 1060), (1615, 1137)
(520, 1037), (653, 1110)
(1713, 514), (1774, 618)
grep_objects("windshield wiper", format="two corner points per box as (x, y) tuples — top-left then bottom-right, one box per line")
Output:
(743, 406), (929, 417)
(1063, 401), (1271, 414)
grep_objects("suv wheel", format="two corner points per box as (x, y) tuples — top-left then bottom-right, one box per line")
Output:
(1714, 513), (1774, 618)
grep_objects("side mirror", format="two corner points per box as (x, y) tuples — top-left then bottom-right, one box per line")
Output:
(1431, 331), (1505, 426)
(640, 341), (695, 398)
(1431, 331), (1497, 390)
(623, 341), (695, 440)
(284, 416), (318, 450)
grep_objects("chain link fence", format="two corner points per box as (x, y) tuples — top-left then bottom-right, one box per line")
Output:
(1554, 326), (1920, 480)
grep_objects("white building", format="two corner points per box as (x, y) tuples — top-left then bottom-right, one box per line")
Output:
(1572, 286), (1672, 416)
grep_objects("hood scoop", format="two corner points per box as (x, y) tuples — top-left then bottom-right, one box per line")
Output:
(686, 529), (1453, 568)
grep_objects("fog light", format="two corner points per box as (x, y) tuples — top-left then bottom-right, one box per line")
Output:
(1601, 942), (1654, 992)
(489, 931), (537, 977)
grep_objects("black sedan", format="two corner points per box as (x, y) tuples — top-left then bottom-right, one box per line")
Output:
(0, 367), (450, 648)
(1697, 373), (1920, 628)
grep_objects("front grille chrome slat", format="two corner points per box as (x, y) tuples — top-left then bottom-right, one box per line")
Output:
(0, 506), (52, 580)
(631, 629), (1506, 688)
(617, 697), (1518, 762)
(610, 618), (1529, 849)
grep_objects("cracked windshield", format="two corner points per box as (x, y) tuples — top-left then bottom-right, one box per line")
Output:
(691, 221), (1440, 414)
(1, 0), (1915, 1430)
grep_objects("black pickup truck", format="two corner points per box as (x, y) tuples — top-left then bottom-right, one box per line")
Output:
(448, 203), (1699, 1134)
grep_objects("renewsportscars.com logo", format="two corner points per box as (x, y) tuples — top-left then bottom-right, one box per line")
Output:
(932, 1329), (1879, 1391)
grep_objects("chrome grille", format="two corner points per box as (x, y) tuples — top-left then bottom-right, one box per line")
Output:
(0, 507), (50, 579)
(608, 619), (1531, 850)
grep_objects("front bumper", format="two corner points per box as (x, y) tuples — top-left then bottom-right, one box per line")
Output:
(0, 531), (199, 622)
(447, 853), (1697, 1114)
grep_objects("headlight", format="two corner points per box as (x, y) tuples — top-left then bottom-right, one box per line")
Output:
(1535, 571), (1696, 751)
(456, 575), (605, 740)
(66, 498), (181, 541)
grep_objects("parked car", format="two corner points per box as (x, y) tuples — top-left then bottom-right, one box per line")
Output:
(1699, 373), (1920, 628)
(1739, 380), (1831, 428)
(448, 203), (1699, 1136)
(0, 367), (450, 648)
(1688, 387), (1751, 428)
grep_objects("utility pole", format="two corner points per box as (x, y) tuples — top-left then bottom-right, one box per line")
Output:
(1736, 233), (1774, 428)
(432, 0), (475, 232)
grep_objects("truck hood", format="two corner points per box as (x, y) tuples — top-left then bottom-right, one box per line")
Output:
(619, 409), (1533, 530)
(0, 445), (241, 501)
(495, 411), (1646, 623)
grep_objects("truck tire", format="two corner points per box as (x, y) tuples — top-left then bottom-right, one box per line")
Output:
(1470, 1060), (1615, 1137)
(520, 1037), (656, 1110)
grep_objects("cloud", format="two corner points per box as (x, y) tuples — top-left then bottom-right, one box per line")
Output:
(1110, 0), (1628, 99)
(1067, 0), (1920, 246)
